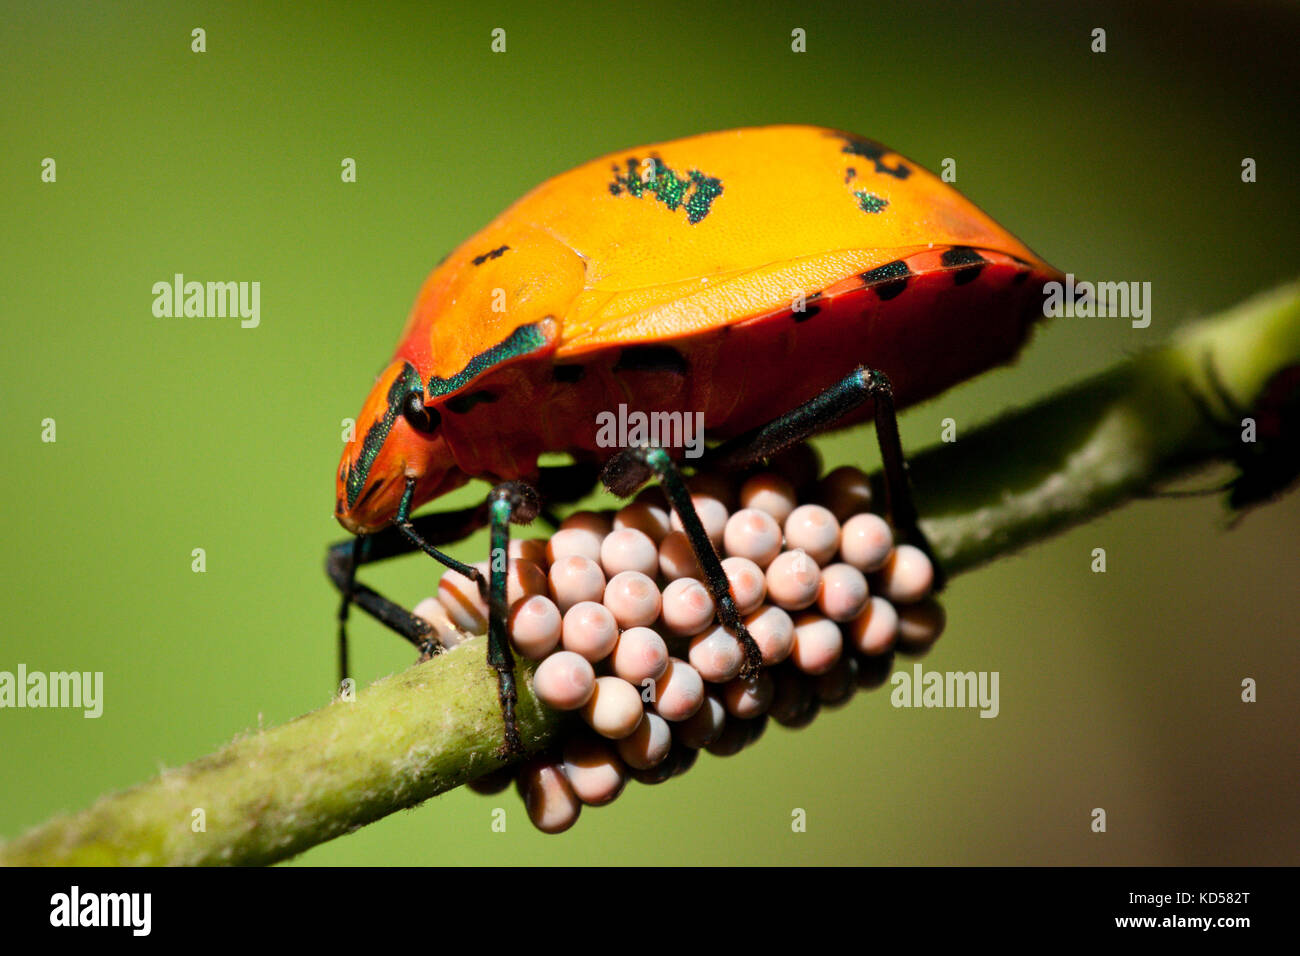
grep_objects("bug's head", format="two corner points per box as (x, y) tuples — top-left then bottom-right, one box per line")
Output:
(335, 360), (466, 535)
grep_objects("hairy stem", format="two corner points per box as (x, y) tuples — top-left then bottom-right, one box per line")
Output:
(3, 280), (1298, 866)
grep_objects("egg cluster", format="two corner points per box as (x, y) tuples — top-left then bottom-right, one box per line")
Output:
(410, 446), (945, 833)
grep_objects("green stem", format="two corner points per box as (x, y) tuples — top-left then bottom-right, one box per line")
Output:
(3, 280), (1298, 867)
(914, 280), (1300, 573)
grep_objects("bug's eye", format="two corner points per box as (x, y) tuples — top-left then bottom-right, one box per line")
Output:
(402, 392), (441, 433)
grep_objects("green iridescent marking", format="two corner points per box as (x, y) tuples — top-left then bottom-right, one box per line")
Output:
(855, 191), (889, 214)
(608, 156), (724, 224)
(684, 170), (723, 224)
(426, 323), (550, 398)
(346, 362), (424, 508)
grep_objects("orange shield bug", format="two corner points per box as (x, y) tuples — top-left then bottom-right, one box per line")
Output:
(327, 125), (1063, 755)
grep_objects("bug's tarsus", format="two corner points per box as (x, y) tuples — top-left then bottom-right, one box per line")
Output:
(491, 481), (542, 525)
(601, 449), (656, 497)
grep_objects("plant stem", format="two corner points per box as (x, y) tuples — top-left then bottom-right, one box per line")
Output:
(914, 280), (1300, 573)
(3, 280), (1298, 866)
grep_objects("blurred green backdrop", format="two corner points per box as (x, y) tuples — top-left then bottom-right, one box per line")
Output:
(2, 0), (1297, 865)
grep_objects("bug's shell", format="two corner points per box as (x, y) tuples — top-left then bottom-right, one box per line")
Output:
(338, 125), (1063, 531)
(395, 125), (1057, 383)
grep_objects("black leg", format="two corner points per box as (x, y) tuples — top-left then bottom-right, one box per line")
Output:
(326, 462), (602, 684)
(395, 478), (487, 584)
(704, 367), (944, 589)
(327, 499), (492, 683)
(392, 476), (541, 757)
(484, 481), (541, 758)
(327, 467), (576, 756)
(336, 535), (361, 686)
(603, 446), (764, 677)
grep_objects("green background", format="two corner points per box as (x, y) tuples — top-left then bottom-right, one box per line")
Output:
(2, 0), (1297, 865)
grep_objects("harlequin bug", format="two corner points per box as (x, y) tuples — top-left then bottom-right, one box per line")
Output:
(326, 125), (1063, 756)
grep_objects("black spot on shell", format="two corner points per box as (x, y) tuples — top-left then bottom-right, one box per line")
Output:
(793, 305), (821, 323)
(472, 245), (510, 266)
(861, 260), (912, 301)
(613, 345), (688, 376)
(835, 135), (911, 180)
(941, 246), (987, 285)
